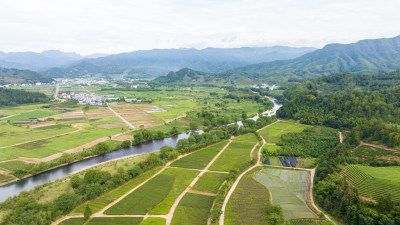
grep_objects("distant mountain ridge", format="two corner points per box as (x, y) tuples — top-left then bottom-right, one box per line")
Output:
(42, 46), (316, 78)
(233, 35), (400, 82)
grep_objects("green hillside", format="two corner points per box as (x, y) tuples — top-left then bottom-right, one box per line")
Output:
(0, 67), (54, 85)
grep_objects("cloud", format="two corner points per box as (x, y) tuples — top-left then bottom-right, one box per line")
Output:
(0, 0), (399, 54)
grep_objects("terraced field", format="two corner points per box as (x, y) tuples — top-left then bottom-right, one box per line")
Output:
(342, 165), (400, 201)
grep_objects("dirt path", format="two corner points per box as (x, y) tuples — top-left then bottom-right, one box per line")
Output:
(108, 106), (135, 129)
(339, 131), (343, 143)
(249, 143), (260, 159)
(188, 190), (217, 196)
(359, 141), (399, 152)
(164, 113), (187, 123)
(54, 83), (60, 100)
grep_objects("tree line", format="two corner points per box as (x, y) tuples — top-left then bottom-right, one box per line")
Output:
(0, 88), (49, 107)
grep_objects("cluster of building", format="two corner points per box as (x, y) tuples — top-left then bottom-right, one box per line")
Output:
(0, 82), (51, 88)
(60, 92), (140, 105)
(57, 78), (109, 85)
(249, 83), (279, 90)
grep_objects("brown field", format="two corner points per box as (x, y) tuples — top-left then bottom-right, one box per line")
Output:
(112, 134), (134, 141)
(84, 107), (116, 119)
(97, 122), (127, 128)
(110, 104), (157, 121)
(49, 110), (86, 119)
(29, 122), (57, 129)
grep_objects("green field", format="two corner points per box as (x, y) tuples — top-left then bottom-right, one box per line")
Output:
(105, 173), (175, 215)
(0, 104), (52, 117)
(74, 167), (162, 214)
(0, 174), (14, 183)
(191, 172), (228, 194)
(105, 168), (198, 215)
(170, 141), (228, 169)
(59, 218), (86, 225)
(225, 173), (270, 225)
(0, 160), (33, 172)
(171, 193), (215, 225)
(288, 219), (332, 225)
(255, 167), (315, 219)
(6, 110), (59, 122)
(141, 217), (166, 225)
(342, 165), (400, 201)
(209, 141), (256, 172)
(0, 125), (121, 161)
(259, 120), (310, 144)
(232, 133), (258, 143)
(88, 217), (143, 225)
(352, 145), (400, 162)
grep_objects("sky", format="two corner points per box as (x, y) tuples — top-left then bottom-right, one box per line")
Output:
(0, 0), (399, 55)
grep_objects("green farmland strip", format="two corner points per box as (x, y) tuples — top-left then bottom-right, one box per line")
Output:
(171, 193), (215, 225)
(170, 141), (228, 169)
(259, 120), (310, 144)
(192, 172), (228, 194)
(209, 141), (255, 172)
(0, 174), (14, 183)
(141, 217), (166, 225)
(88, 217), (143, 225)
(59, 218), (86, 225)
(0, 160), (33, 172)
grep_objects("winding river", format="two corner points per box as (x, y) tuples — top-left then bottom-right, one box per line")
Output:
(0, 97), (281, 202)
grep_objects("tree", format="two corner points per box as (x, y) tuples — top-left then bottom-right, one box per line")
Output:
(170, 126), (179, 136)
(189, 122), (199, 131)
(84, 205), (92, 221)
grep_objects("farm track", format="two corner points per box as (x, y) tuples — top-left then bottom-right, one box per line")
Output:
(108, 106), (135, 129)
(339, 131), (343, 143)
(358, 141), (399, 152)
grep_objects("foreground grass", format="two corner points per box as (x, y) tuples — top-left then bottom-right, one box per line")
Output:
(0, 160), (33, 172)
(88, 217), (143, 225)
(225, 172), (270, 225)
(171, 193), (215, 225)
(192, 172), (228, 194)
(254, 167), (315, 219)
(259, 120), (310, 144)
(141, 217), (166, 225)
(209, 141), (255, 172)
(59, 218), (86, 225)
(170, 141), (228, 169)
(342, 165), (400, 201)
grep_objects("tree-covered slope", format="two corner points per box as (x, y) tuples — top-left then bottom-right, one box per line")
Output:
(235, 36), (400, 82)
(0, 67), (54, 85)
(0, 88), (49, 106)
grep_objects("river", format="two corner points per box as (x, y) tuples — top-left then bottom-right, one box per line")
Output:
(0, 97), (281, 202)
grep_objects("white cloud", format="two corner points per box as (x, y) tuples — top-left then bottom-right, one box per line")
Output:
(0, 0), (399, 54)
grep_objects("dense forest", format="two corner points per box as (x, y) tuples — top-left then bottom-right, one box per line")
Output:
(0, 88), (49, 107)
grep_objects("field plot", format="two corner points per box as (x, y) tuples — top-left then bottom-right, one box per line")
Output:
(288, 219), (331, 225)
(170, 141), (228, 169)
(191, 172), (228, 194)
(50, 110), (86, 120)
(142, 217), (166, 225)
(0, 160), (33, 172)
(225, 174), (270, 225)
(0, 125), (121, 161)
(59, 217), (86, 225)
(105, 168), (198, 215)
(209, 141), (256, 172)
(110, 104), (163, 128)
(342, 165), (400, 201)
(352, 145), (400, 162)
(88, 217), (143, 225)
(230, 133), (258, 143)
(0, 174), (14, 183)
(7, 110), (59, 122)
(0, 104), (50, 117)
(171, 192), (215, 225)
(255, 167), (315, 219)
(259, 120), (310, 144)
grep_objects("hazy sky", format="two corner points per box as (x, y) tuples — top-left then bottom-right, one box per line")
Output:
(1, 0), (399, 55)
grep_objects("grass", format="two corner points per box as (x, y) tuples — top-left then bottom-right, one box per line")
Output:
(141, 217), (166, 225)
(267, 157), (282, 166)
(74, 166), (161, 214)
(0, 160), (33, 172)
(233, 133), (259, 143)
(255, 167), (315, 219)
(225, 172), (270, 225)
(170, 141), (228, 169)
(0, 125), (121, 161)
(259, 120), (310, 144)
(59, 218), (86, 225)
(87, 217), (143, 225)
(149, 168), (199, 215)
(297, 158), (317, 168)
(288, 219), (329, 225)
(0, 174), (14, 183)
(263, 144), (282, 152)
(105, 173), (175, 215)
(209, 141), (256, 172)
(7, 110), (59, 122)
(171, 192), (215, 225)
(342, 165), (400, 201)
(192, 172), (228, 194)
(352, 145), (400, 162)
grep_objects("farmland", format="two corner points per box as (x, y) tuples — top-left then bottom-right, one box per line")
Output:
(254, 167), (316, 219)
(342, 165), (400, 201)
(259, 120), (310, 144)
(225, 172), (270, 225)
(351, 145), (400, 163)
(192, 172), (228, 194)
(171, 192), (215, 225)
(87, 217), (143, 225)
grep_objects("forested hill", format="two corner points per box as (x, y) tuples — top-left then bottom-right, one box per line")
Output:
(0, 67), (54, 85)
(0, 88), (49, 106)
(281, 70), (400, 100)
(234, 35), (400, 82)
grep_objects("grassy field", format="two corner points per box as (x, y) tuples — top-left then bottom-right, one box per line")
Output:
(191, 172), (228, 194)
(209, 141), (256, 172)
(0, 160), (33, 172)
(141, 217), (166, 225)
(0, 174), (14, 183)
(0, 104), (51, 117)
(0, 125), (121, 161)
(105, 173), (175, 215)
(352, 145), (400, 162)
(225, 172), (270, 225)
(259, 120), (310, 144)
(288, 219), (332, 225)
(87, 217), (143, 225)
(171, 192), (215, 225)
(233, 133), (258, 143)
(0, 123), (77, 147)
(255, 167), (315, 219)
(74, 166), (161, 214)
(6, 110), (59, 122)
(342, 165), (400, 201)
(59, 218), (86, 225)
(170, 141), (228, 169)
(105, 168), (198, 215)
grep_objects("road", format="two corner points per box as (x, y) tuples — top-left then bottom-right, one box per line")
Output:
(108, 106), (135, 129)
(54, 83), (60, 100)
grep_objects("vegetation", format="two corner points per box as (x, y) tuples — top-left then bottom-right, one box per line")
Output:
(192, 172), (228, 194)
(0, 67), (53, 85)
(59, 217), (86, 225)
(209, 141), (256, 172)
(141, 217), (166, 225)
(0, 88), (49, 106)
(87, 217), (143, 225)
(351, 145), (400, 166)
(171, 193), (215, 225)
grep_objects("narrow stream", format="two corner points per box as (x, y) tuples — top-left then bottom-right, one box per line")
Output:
(0, 98), (281, 202)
